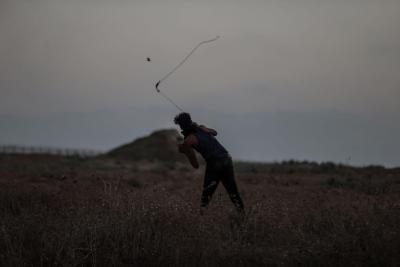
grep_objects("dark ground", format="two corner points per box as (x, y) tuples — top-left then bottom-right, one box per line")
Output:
(1, 154), (400, 266)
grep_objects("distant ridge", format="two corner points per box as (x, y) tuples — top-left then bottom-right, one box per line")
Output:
(0, 145), (101, 157)
(107, 129), (186, 162)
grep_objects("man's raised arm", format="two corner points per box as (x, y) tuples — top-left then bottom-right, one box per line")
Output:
(199, 125), (217, 136)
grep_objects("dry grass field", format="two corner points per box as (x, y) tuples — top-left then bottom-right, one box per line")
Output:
(1, 151), (400, 266)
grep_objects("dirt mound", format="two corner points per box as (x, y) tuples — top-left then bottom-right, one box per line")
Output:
(107, 129), (186, 162)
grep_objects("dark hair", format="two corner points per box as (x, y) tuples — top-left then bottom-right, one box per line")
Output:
(174, 112), (192, 127)
(174, 113), (198, 137)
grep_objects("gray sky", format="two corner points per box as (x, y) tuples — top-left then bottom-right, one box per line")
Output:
(1, 0), (400, 166)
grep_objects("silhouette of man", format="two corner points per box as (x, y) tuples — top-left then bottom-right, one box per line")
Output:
(174, 112), (244, 213)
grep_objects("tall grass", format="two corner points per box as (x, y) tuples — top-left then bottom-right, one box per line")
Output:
(1, 183), (399, 266)
(1, 155), (399, 266)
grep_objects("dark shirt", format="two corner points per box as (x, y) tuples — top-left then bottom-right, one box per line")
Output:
(192, 128), (229, 162)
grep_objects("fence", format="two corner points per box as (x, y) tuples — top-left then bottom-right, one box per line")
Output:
(0, 145), (102, 158)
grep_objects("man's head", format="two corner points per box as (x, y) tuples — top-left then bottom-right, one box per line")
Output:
(174, 112), (192, 129)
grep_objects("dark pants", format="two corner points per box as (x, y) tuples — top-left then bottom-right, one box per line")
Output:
(201, 156), (244, 212)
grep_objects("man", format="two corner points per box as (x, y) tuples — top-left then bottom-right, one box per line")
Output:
(174, 112), (244, 213)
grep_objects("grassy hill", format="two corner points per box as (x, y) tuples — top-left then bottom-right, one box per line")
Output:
(106, 129), (187, 163)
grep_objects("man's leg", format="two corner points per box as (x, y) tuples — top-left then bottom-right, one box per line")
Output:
(220, 157), (244, 212)
(200, 164), (219, 208)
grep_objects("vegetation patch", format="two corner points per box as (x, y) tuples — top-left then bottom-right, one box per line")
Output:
(325, 176), (391, 195)
(127, 178), (142, 188)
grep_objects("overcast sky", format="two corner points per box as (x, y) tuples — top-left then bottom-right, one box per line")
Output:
(1, 0), (399, 166)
